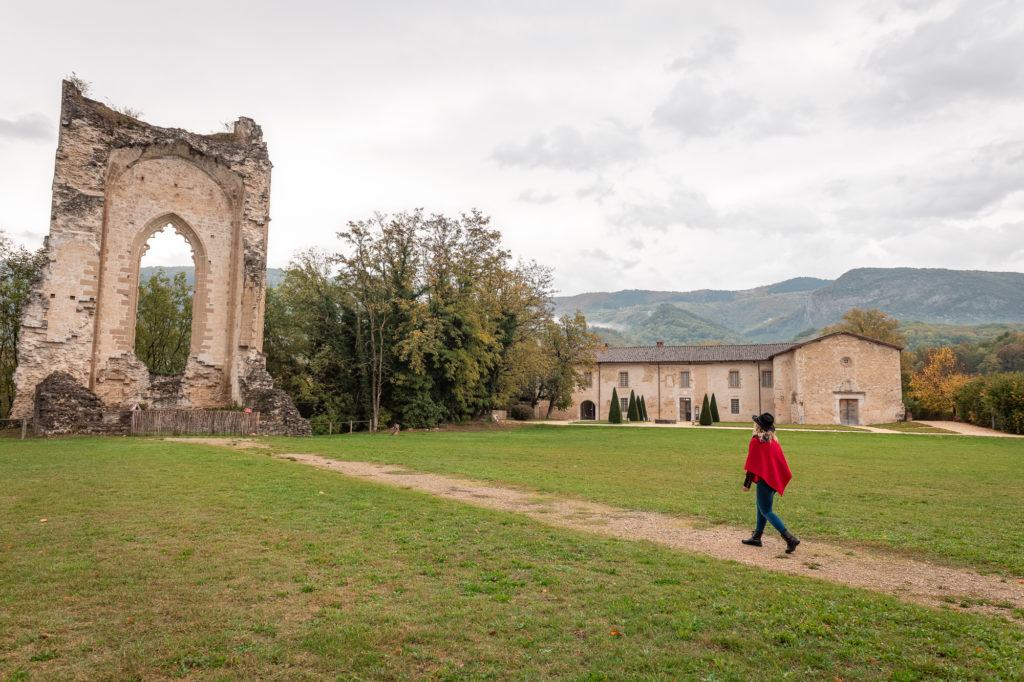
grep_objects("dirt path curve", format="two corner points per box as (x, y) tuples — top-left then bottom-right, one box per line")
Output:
(275, 452), (1023, 619)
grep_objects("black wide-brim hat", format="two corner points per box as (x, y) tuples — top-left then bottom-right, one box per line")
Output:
(752, 412), (776, 431)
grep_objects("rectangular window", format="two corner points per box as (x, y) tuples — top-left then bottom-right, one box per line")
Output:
(583, 371), (593, 387)
(728, 371), (740, 388)
(680, 371), (690, 388)
(620, 397), (629, 413)
(762, 370), (773, 388)
(619, 371), (629, 387)
(731, 398), (740, 414)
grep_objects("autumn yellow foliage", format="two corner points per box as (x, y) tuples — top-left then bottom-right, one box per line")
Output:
(909, 347), (970, 417)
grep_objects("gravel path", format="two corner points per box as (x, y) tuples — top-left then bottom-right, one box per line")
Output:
(275, 452), (1024, 619)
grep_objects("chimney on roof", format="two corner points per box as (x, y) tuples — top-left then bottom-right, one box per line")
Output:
(656, 341), (664, 347)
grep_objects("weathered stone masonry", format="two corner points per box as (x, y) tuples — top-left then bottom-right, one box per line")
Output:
(12, 81), (309, 436)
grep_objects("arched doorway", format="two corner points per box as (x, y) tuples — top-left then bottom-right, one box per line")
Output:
(133, 222), (197, 376)
(580, 400), (596, 420)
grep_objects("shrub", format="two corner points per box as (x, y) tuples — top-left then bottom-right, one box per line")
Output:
(639, 395), (648, 421)
(509, 404), (533, 421)
(953, 372), (1024, 434)
(710, 394), (720, 422)
(627, 390), (639, 422)
(699, 394), (712, 426)
(609, 388), (622, 424)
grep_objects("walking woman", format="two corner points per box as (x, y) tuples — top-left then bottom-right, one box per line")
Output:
(741, 413), (800, 553)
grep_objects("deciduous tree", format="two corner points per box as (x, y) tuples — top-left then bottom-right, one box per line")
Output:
(823, 308), (906, 346)
(0, 233), (46, 417)
(541, 310), (600, 419)
(909, 347), (970, 418)
(134, 269), (192, 375)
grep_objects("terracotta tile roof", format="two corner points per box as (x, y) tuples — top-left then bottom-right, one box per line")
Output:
(595, 343), (799, 363)
(593, 332), (903, 364)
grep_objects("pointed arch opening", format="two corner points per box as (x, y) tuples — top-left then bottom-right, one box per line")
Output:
(131, 215), (206, 375)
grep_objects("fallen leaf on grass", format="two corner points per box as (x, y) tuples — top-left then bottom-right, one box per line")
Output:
(392, 648), (401, 656)
(40, 519), (47, 523)
(40, 633), (53, 639)
(610, 630), (623, 637)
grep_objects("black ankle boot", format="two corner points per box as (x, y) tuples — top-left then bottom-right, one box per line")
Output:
(781, 530), (800, 553)
(741, 530), (763, 547)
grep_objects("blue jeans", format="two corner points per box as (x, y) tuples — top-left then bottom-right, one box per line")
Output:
(754, 479), (788, 534)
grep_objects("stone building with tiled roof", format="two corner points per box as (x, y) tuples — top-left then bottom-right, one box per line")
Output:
(546, 331), (904, 426)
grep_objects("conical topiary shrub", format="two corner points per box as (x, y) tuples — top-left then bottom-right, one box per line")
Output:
(627, 390), (639, 422)
(639, 395), (648, 421)
(609, 387), (622, 424)
(710, 393), (720, 423)
(699, 393), (712, 425)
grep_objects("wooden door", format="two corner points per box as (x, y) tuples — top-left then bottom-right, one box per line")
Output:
(680, 397), (691, 421)
(840, 399), (859, 425)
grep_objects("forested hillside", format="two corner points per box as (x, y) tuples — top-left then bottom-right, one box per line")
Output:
(555, 268), (1024, 348)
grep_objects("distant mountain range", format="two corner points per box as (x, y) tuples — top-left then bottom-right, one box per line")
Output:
(141, 266), (286, 289)
(553, 268), (1024, 348)
(141, 265), (1024, 349)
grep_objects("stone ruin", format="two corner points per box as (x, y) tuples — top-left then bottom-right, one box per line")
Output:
(11, 81), (310, 436)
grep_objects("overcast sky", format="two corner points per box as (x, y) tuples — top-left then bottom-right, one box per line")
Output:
(2, 0), (1023, 295)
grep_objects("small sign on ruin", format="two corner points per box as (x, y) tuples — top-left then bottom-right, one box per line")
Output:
(11, 81), (309, 436)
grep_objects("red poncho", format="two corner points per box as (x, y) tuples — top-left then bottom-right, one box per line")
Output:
(744, 437), (792, 496)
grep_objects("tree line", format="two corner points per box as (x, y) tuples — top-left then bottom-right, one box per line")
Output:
(262, 210), (600, 431)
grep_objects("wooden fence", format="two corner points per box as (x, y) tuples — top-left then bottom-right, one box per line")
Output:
(130, 409), (259, 436)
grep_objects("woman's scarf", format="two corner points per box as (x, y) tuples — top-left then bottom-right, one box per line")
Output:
(744, 436), (792, 495)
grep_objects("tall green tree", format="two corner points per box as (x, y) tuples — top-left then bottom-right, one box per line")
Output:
(134, 269), (193, 375)
(699, 394), (712, 425)
(710, 393), (720, 422)
(337, 213), (421, 432)
(263, 211), (557, 430)
(264, 248), (357, 422)
(609, 387), (622, 424)
(627, 390), (639, 421)
(540, 310), (601, 418)
(0, 233), (46, 417)
(639, 395), (648, 421)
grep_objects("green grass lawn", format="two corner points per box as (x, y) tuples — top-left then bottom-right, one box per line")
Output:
(1, 435), (1022, 679)
(268, 425), (1024, 575)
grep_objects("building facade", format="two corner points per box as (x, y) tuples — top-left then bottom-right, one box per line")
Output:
(546, 332), (904, 426)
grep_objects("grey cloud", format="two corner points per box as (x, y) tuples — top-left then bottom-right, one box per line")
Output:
(492, 120), (645, 172)
(518, 189), (559, 204)
(840, 140), (1024, 222)
(612, 188), (719, 232)
(668, 27), (741, 71)
(651, 78), (755, 139)
(0, 113), (51, 141)
(579, 247), (615, 263)
(864, 0), (1024, 115)
(727, 204), (825, 236)
(576, 178), (615, 203)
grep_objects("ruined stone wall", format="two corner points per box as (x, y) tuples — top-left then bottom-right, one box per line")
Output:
(12, 82), (298, 432)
